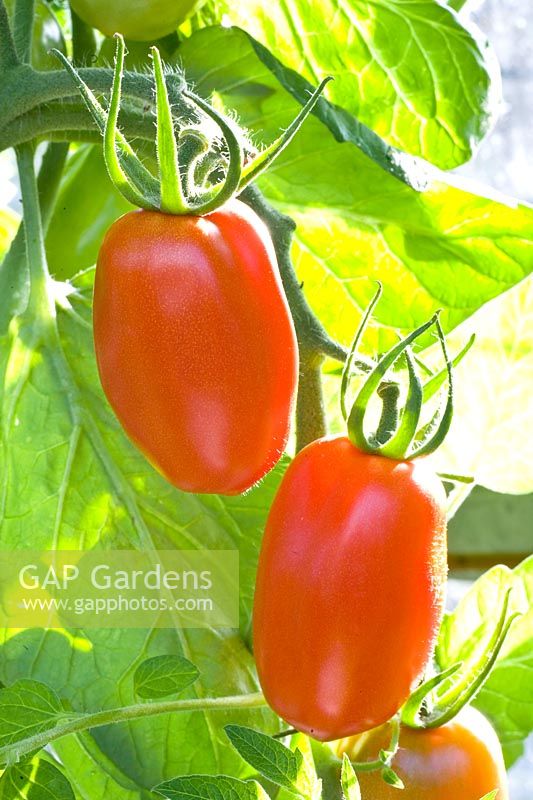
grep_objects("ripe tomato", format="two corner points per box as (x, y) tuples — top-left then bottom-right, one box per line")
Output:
(94, 200), (297, 495)
(334, 707), (509, 799)
(69, 0), (204, 41)
(253, 435), (447, 740)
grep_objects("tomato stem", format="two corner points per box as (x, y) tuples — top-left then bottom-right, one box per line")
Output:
(295, 353), (327, 451)
(0, 0), (19, 70)
(11, 0), (34, 64)
(241, 185), (366, 451)
(374, 381), (401, 445)
(15, 143), (55, 324)
(378, 349), (423, 458)
(0, 142), (68, 331)
(0, 691), (267, 767)
(347, 715), (402, 773)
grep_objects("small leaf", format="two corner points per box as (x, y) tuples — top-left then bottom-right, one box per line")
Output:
(340, 754), (361, 800)
(225, 726), (309, 798)
(133, 656), (199, 700)
(153, 775), (269, 800)
(381, 767), (404, 790)
(479, 792), (499, 800)
(0, 757), (75, 799)
(0, 680), (66, 764)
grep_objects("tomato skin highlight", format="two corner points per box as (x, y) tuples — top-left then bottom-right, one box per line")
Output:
(69, 0), (204, 41)
(334, 707), (509, 799)
(93, 200), (298, 495)
(253, 435), (447, 741)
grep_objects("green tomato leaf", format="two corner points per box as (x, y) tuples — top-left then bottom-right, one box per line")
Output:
(178, 26), (533, 356)
(225, 727), (314, 799)
(133, 656), (200, 700)
(0, 680), (66, 763)
(0, 757), (75, 800)
(0, 266), (284, 789)
(226, 0), (500, 168)
(51, 730), (157, 800)
(427, 276), (533, 494)
(340, 754), (360, 800)
(437, 557), (533, 766)
(153, 776), (270, 800)
(0, 208), (18, 263)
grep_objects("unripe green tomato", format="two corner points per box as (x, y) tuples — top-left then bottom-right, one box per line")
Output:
(5, 0), (66, 70)
(69, 0), (205, 41)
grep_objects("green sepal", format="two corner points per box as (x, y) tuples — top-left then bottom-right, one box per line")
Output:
(378, 347), (423, 458)
(347, 313), (438, 453)
(407, 315), (453, 459)
(55, 36), (329, 214)
(437, 472), (475, 484)
(181, 88), (244, 214)
(400, 663), (463, 727)
(104, 36), (160, 209)
(151, 44), (187, 213)
(53, 40), (159, 209)
(380, 767), (404, 789)
(239, 77), (333, 190)
(402, 589), (520, 729)
(340, 282), (382, 421)
(422, 333), (475, 403)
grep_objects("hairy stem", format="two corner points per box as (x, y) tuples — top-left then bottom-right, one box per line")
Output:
(241, 185), (349, 449)
(0, 692), (267, 766)
(241, 185), (378, 450)
(12, 0), (34, 62)
(15, 143), (54, 323)
(0, 0), (18, 70)
(296, 353), (327, 450)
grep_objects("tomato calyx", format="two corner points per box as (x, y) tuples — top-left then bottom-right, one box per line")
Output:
(401, 584), (520, 730)
(53, 35), (330, 215)
(340, 282), (462, 461)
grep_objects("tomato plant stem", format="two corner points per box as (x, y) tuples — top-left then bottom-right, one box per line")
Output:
(0, 0), (18, 70)
(0, 691), (267, 766)
(11, 0), (35, 63)
(296, 354), (327, 451)
(0, 142), (68, 330)
(15, 143), (55, 324)
(241, 185), (352, 450)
